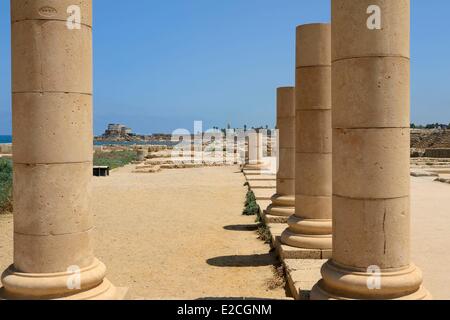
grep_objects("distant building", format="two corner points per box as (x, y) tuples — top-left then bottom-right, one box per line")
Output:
(120, 126), (132, 135)
(103, 124), (133, 138)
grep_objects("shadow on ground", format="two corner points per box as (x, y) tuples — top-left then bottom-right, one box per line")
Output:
(223, 224), (259, 231)
(207, 253), (277, 268)
(196, 297), (289, 300)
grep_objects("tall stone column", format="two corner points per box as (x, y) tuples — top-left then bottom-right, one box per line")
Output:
(266, 87), (295, 218)
(311, 0), (430, 300)
(247, 131), (264, 168)
(1, 0), (118, 299)
(281, 24), (332, 259)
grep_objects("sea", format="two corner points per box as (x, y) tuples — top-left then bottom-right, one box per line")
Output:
(0, 135), (12, 144)
(0, 135), (174, 146)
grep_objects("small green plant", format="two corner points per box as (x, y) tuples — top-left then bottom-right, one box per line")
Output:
(94, 150), (137, 170)
(243, 190), (259, 216)
(0, 158), (13, 214)
(243, 202), (260, 216)
(244, 190), (256, 206)
(255, 210), (263, 223)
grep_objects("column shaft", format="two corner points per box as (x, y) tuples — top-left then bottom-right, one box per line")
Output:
(1, 0), (118, 300)
(281, 24), (332, 256)
(247, 131), (264, 168)
(311, 0), (430, 300)
(267, 87), (295, 217)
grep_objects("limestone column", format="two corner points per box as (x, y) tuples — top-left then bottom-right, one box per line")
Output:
(137, 148), (148, 162)
(1, 0), (118, 300)
(266, 87), (295, 218)
(311, 0), (430, 300)
(247, 131), (264, 168)
(244, 136), (250, 165)
(281, 24), (332, 258)
(257, 132), (264, 164)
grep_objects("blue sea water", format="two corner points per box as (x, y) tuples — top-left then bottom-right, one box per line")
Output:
(0, 135), (12, 144)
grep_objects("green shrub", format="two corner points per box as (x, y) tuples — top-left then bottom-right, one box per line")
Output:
(244, 190), (256, 207)
(243, 202), (260, 216)
(0, 158), (13, 214)
(243, 190), (260, 216)
(93, 150), (137, 170)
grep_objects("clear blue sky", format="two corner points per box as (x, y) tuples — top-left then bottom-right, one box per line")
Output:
(1, 0), (449, 135)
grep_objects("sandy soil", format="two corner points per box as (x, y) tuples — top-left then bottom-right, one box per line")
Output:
(1, 169), (449, 299)
(411, 177), (450, 300)
(0, 165), (287, 300)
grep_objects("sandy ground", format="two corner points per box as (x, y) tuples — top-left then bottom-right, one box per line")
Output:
(1, 169), (449, 299)
(411, 177), (450, 300)
(0, 165), (287, 300)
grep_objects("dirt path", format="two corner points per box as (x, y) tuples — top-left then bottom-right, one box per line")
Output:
(93, 165), (286, 299)
(1, 165), (286, 299)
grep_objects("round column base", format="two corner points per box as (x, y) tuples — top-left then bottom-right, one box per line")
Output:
(310, 260), (432, 300)
(1, 258), (121, 300)
(281, 215), (332, 250)
(245, 163), (266, 170)
(266, 195), (295, 217)
(267, 206), (295, 217)
(281, 229), (332, 250)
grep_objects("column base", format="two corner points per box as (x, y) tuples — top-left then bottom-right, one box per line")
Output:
(245, 162), (264, 169)
(280, 229), (332, 260)
(278, 242), (332, 260)
(310, 260), (432, 300)
(0, 258), (125, 300)
(266, 195), (295, 217)
(281, 215), (332, 254)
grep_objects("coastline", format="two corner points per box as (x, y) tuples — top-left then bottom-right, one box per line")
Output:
(0, 136), (175, 147)
(0, 136), (11, 144)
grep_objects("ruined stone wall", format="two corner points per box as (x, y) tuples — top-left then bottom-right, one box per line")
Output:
(424, 148), (450, 158)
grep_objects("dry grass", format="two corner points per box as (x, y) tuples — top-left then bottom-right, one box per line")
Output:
(266, 264), (286, 290)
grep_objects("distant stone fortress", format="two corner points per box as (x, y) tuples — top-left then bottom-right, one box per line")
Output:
(95, 123), (171, 142)
(94, 124), (450, 153)
(94, 123), (273, 143)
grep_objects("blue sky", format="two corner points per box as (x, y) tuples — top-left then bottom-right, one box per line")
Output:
(1, 0), (449, 135)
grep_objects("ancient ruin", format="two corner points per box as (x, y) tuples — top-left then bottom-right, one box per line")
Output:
(246, 131), (265, 169)
(311, 0), (430, 300)
(1, 0), (120, 300)
(1, 0), (446, 303)
(265, 88), (295, 221)
(281, 24), (333, 259)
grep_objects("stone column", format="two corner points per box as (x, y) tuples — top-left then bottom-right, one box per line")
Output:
(266, 87), (295, 219)
(311, 0), (430, 300)
(137, 148), (148, 162)
(247, 131), (264, 168)
(1, 0), (118, 300)
(281, 24), (332, 259)
(257, 131), (264, 165)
